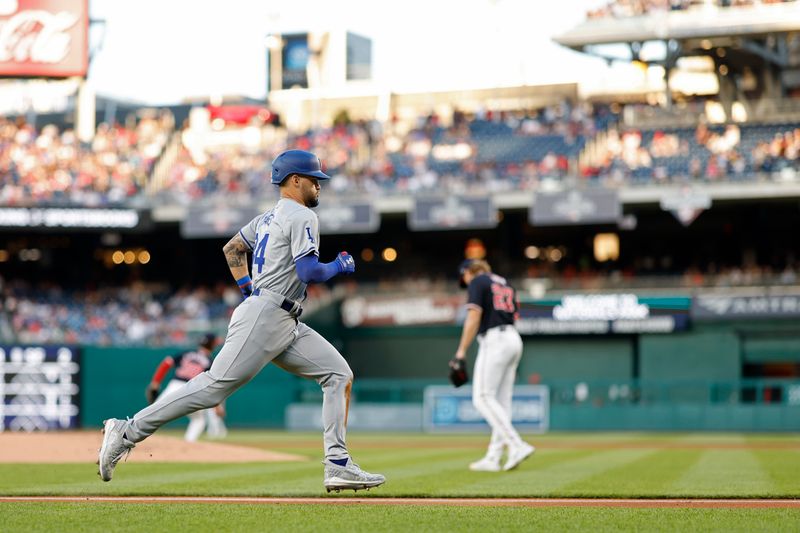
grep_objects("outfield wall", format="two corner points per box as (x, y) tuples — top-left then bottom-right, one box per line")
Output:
(80, 346), (296, 429)
(4, 307), (798, 431)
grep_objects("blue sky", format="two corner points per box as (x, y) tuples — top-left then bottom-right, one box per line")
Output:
(87, 0), (610, 104)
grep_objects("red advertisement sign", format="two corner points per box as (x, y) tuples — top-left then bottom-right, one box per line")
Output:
(0, 0), (88, 78)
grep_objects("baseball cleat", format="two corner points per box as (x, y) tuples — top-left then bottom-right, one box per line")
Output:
(469, 456), (502, 472)
(97, 418), (135, 482)
(323, 457), (385, 492)
(503, 442), (535, 471)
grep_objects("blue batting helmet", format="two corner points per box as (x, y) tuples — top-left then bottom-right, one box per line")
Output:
(270, 149), (331, 185)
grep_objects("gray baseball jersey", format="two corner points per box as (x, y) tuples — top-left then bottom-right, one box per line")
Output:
(239, 198), (320, 302)
(122, 197), (353, 462)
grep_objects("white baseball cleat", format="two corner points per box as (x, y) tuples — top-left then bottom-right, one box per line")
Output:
(503, 443), (535, 471)
(323, 457), (385, 492)
(469, 456), (502, 472)
(97, 418), (135, 482)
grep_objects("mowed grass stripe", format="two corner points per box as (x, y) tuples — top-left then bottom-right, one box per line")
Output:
(753, 450), (800, 497)
(2, 462), (323, 496)
(432, 450), (596, 497)
(561, 449), (705, 498)
(376, 449), (601, 496)
(669, 450), (776, 498)
(447, 449), (656, 497)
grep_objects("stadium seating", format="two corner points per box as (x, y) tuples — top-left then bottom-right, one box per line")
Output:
(2, 103), (799, 205)
(0, 115), (172, 206)
(583, 122), (800, 182)
(0, 280), (333, 346)
(586, 0), (797, 20)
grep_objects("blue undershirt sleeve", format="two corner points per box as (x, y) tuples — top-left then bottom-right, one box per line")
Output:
(295, 254), (341, 284)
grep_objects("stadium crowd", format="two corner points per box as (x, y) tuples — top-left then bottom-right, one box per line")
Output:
(0, 113), (173, 206)
(582, 122), (800, 183)
(2, 256), (797, 345)
(0, 279), (332, 346)
(586, 0), (795, 19)
(157, 101), (609, 201)
(2, 100), (800, 206)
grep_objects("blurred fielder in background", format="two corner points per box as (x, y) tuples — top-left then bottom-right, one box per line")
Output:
(145, 333), (227, 442)
(453, 259), (535, 472)
(98, 149), (385, 493)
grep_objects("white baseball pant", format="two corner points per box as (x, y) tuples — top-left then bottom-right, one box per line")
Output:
(472, 325), (525, 461)
(123, 290), (353, 461)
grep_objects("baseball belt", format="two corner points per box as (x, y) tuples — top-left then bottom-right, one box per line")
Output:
(252, 288), (303, 317)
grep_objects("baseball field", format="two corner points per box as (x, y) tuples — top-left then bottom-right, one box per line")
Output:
(0, 430), (798, 532)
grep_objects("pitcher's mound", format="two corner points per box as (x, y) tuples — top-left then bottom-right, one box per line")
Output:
(0, 432), (307, 463)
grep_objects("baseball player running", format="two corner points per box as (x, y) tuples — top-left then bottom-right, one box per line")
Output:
(453, 259), (535, 472)
(145, 333), (227, 442)
(98, 149), (385, 492)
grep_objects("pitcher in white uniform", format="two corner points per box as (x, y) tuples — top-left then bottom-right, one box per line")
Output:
(97, 149), (385, 492)
(454, 259), (535, 472)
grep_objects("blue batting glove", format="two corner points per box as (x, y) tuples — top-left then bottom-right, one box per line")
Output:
(335, 251), (356, 274)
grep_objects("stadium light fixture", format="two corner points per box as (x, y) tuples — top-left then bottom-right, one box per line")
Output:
(382, 248), (397, 262)
(524, 246), (540, 260)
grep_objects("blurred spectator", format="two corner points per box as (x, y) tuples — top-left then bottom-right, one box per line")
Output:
(5, 102), (800, 205)
(1, 280), (333, 346)
(0, 113), (172, 206)
(158, 103), (607, 202)
(586, 0), (794, 20)
(585, 122), (800, 183)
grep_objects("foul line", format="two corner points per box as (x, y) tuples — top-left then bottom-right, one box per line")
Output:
(1, 496), (798, 508)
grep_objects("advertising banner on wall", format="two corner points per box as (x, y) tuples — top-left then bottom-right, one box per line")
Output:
(281, 33), (309, 89)
(341, 294), (463, 328)
(316, 201), (379, 234)
(0, 0), (89, 78)
(692, 293), (800, 320)
(181, 204), (263, 239)
(0, 206), (151, 231)
(531, 189), (620, 226)
(424, 385), (549, 433)
(517, 294), (691, 335)
(409, 196), (497, 230)
(1, 345), (80, 431)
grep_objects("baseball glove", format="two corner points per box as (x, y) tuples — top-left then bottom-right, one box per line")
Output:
(449, 358), (469, 388)
(145, 385), (160, 405)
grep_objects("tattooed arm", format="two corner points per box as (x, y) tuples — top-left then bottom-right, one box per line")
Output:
(223, 233), (253, 297)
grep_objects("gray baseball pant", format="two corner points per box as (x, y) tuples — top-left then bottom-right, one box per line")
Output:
(123, 291), (353, 460)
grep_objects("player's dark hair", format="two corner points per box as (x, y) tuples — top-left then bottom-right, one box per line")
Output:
(465, 259), (491, 275)
(199, 333), (217, 351)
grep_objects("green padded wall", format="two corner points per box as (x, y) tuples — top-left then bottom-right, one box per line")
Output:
(518, 338), (634, 381)
(344, 327), (468, 379)
(80, 346), (298, 428)
(639, 332), (740, 380)
(742, 335), (800, 362)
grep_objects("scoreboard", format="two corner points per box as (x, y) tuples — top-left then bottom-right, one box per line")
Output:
(0, 345), (80, 431)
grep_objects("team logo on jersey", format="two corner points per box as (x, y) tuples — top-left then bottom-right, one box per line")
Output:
(305, 227), (315, 243)
(264, 213), (274, 226)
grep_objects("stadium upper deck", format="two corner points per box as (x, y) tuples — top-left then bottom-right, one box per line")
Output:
(1, 100), (798, 208)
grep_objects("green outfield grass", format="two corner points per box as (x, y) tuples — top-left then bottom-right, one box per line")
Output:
(1, 431), (797, 498)
(3, 503), (799, 533)
(1, 431), (798, 532)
